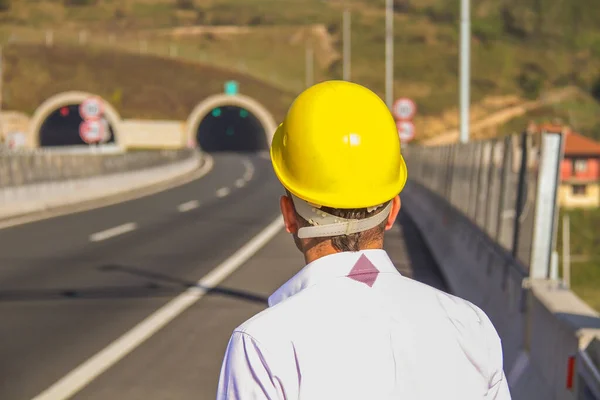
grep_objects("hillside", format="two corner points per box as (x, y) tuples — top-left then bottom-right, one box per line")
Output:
(1, 0), (600, 138)
(2, 43), (294, 121)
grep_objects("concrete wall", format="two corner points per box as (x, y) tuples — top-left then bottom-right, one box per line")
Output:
(401, 181), (600, 400)
(559, 183), (600, 209)
(119, 119), (186, 149)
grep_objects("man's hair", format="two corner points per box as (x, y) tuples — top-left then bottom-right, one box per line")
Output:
(287, 191), (390, 252)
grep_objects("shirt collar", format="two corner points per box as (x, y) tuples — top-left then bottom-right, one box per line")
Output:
(268, 249), (400, 307)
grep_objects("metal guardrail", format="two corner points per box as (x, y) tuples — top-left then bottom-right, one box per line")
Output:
(0, 148), (195, 188)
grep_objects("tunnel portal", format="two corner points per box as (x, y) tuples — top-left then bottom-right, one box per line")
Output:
(39, 104), (115, 147)
(196, 106), (268, 153)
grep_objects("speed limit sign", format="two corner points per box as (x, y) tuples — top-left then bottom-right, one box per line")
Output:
(397, 120), (415, 143)
(392, 98), (416, 121)
(79, 97), (104, 121)
(79, 120), (105, 144)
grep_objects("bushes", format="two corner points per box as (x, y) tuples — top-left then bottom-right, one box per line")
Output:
(63, 0), (97, 6)
(0, 0), (10, 12)
(517, 63), (546, 99)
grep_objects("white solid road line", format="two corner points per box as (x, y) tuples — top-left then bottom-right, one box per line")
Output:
(216, 187), (230, 198)
(234, 179), (246, 188)
(31, 216), (285, 400)
(89, 223), (137, 242)
(177, 200), (200, 212)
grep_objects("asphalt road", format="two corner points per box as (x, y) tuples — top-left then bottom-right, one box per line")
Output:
(0, 151), (448, 400)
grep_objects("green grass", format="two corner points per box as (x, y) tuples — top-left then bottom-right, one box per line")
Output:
(498, 91), (600, 140)
(557, 208), (600, 312)
(2, 0), (600, 130)
(2, 43), (294, 121)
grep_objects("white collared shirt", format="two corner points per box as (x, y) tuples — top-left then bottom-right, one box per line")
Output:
(217, 249), (511, 400)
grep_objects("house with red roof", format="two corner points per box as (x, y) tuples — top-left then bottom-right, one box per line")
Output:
(529, 122), (600, 208)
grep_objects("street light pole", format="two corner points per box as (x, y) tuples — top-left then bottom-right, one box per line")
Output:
(385, 0), (393, 108)
(459, 0), (471, 143)
(343, 9), (351, 81)
(305, 43), (314, 88)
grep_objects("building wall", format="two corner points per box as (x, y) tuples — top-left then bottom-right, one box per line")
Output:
(561, 157), (600, 181)
(559, 182), (600, 208)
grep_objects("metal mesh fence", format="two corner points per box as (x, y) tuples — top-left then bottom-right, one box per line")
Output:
(403, 132), (561, 274)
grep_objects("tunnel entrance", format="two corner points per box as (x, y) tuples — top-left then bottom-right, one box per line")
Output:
(39, 104), (115, 147)
(196, 105), (268, 153)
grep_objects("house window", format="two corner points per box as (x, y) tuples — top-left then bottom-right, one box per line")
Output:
(572, 184), (587, 195)
(573, 159), (588, 173)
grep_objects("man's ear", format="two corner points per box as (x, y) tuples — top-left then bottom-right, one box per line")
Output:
(384, 195), (401, 231)
(280, 195), (299, 234)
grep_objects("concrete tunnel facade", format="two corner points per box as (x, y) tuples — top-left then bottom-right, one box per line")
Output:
(186, 94), (277, 153)
(29, 91), (122, 148)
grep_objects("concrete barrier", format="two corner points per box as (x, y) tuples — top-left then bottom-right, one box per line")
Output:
(402, 181), (600, 400)
(0, 149), (204, 220)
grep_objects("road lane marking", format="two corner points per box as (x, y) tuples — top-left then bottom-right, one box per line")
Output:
(216, 187), (230, 198)
(242, 159), (255, 181)
(31, 216), (285, 400)
(234, 179), (246, 188)
(0, 154), (215, 231)
(177, 200), (200, 212)
(89, 223), (137, 242)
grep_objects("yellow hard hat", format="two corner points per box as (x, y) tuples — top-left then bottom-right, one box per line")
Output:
(270, 80), (408, 210)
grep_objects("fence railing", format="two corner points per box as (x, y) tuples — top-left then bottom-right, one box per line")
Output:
(0, 148), (195, 188)
(403, 131), (564, 278)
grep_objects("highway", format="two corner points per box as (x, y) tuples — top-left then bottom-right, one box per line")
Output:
(0, 152), (447, 400)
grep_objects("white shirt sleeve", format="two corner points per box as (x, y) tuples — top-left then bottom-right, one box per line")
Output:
(216, 331), (286, 400)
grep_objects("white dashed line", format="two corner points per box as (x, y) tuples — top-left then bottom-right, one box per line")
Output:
(89, 223), (137, 242)
(177, 200), (200, 212)
(242, 159), (255, 182)
(216, 187), (230, 198)
(31, 216), (285, 400)
(235, 179), (246, 188)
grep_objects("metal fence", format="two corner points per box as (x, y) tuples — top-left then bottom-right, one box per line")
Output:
(404, 131), (564, 277)
(0, 148), (195, 188)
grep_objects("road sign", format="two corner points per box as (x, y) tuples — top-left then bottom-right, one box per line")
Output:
(79, 120), (105, 144)
(79, 97), (104, 120)
(397, 120), (415, 143)
(392, 97), (416, 121)
(224, 80), (238, 96)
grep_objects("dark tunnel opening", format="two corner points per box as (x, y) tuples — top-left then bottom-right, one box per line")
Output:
(39, 104), (115, 147)
(196, 106), (268, 153)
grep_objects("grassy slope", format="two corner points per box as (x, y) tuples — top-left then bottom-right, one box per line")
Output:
(2, 0), (600, 131)
(557, 209), (600, 312)
(3, 44), (294, 122)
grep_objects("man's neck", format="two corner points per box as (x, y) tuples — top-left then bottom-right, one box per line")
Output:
(303, 240), (384, 264)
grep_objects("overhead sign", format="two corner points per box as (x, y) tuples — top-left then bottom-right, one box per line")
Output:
(392, 97), (416, 121)
(224, 80), (239, 96)
(397, 120), (415, 143)
(79, 120), (105, 144)
(79, 97), (104, 121)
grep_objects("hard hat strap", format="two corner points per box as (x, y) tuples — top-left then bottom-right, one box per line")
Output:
(290, 194), (392, 239)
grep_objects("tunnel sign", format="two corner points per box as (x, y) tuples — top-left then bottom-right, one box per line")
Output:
(224, 80), (239, 96)
(79, 97), (104, 121)
(79, 120), (105, 144)
(397, 120), (415, 143)
(392, 98), (416, 121)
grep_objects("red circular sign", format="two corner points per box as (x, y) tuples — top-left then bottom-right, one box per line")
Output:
(79, 97), (104, 121)
(397, 120), (415, 143)
(392, 98), (417, 121)
(79, 120), (105, 144)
